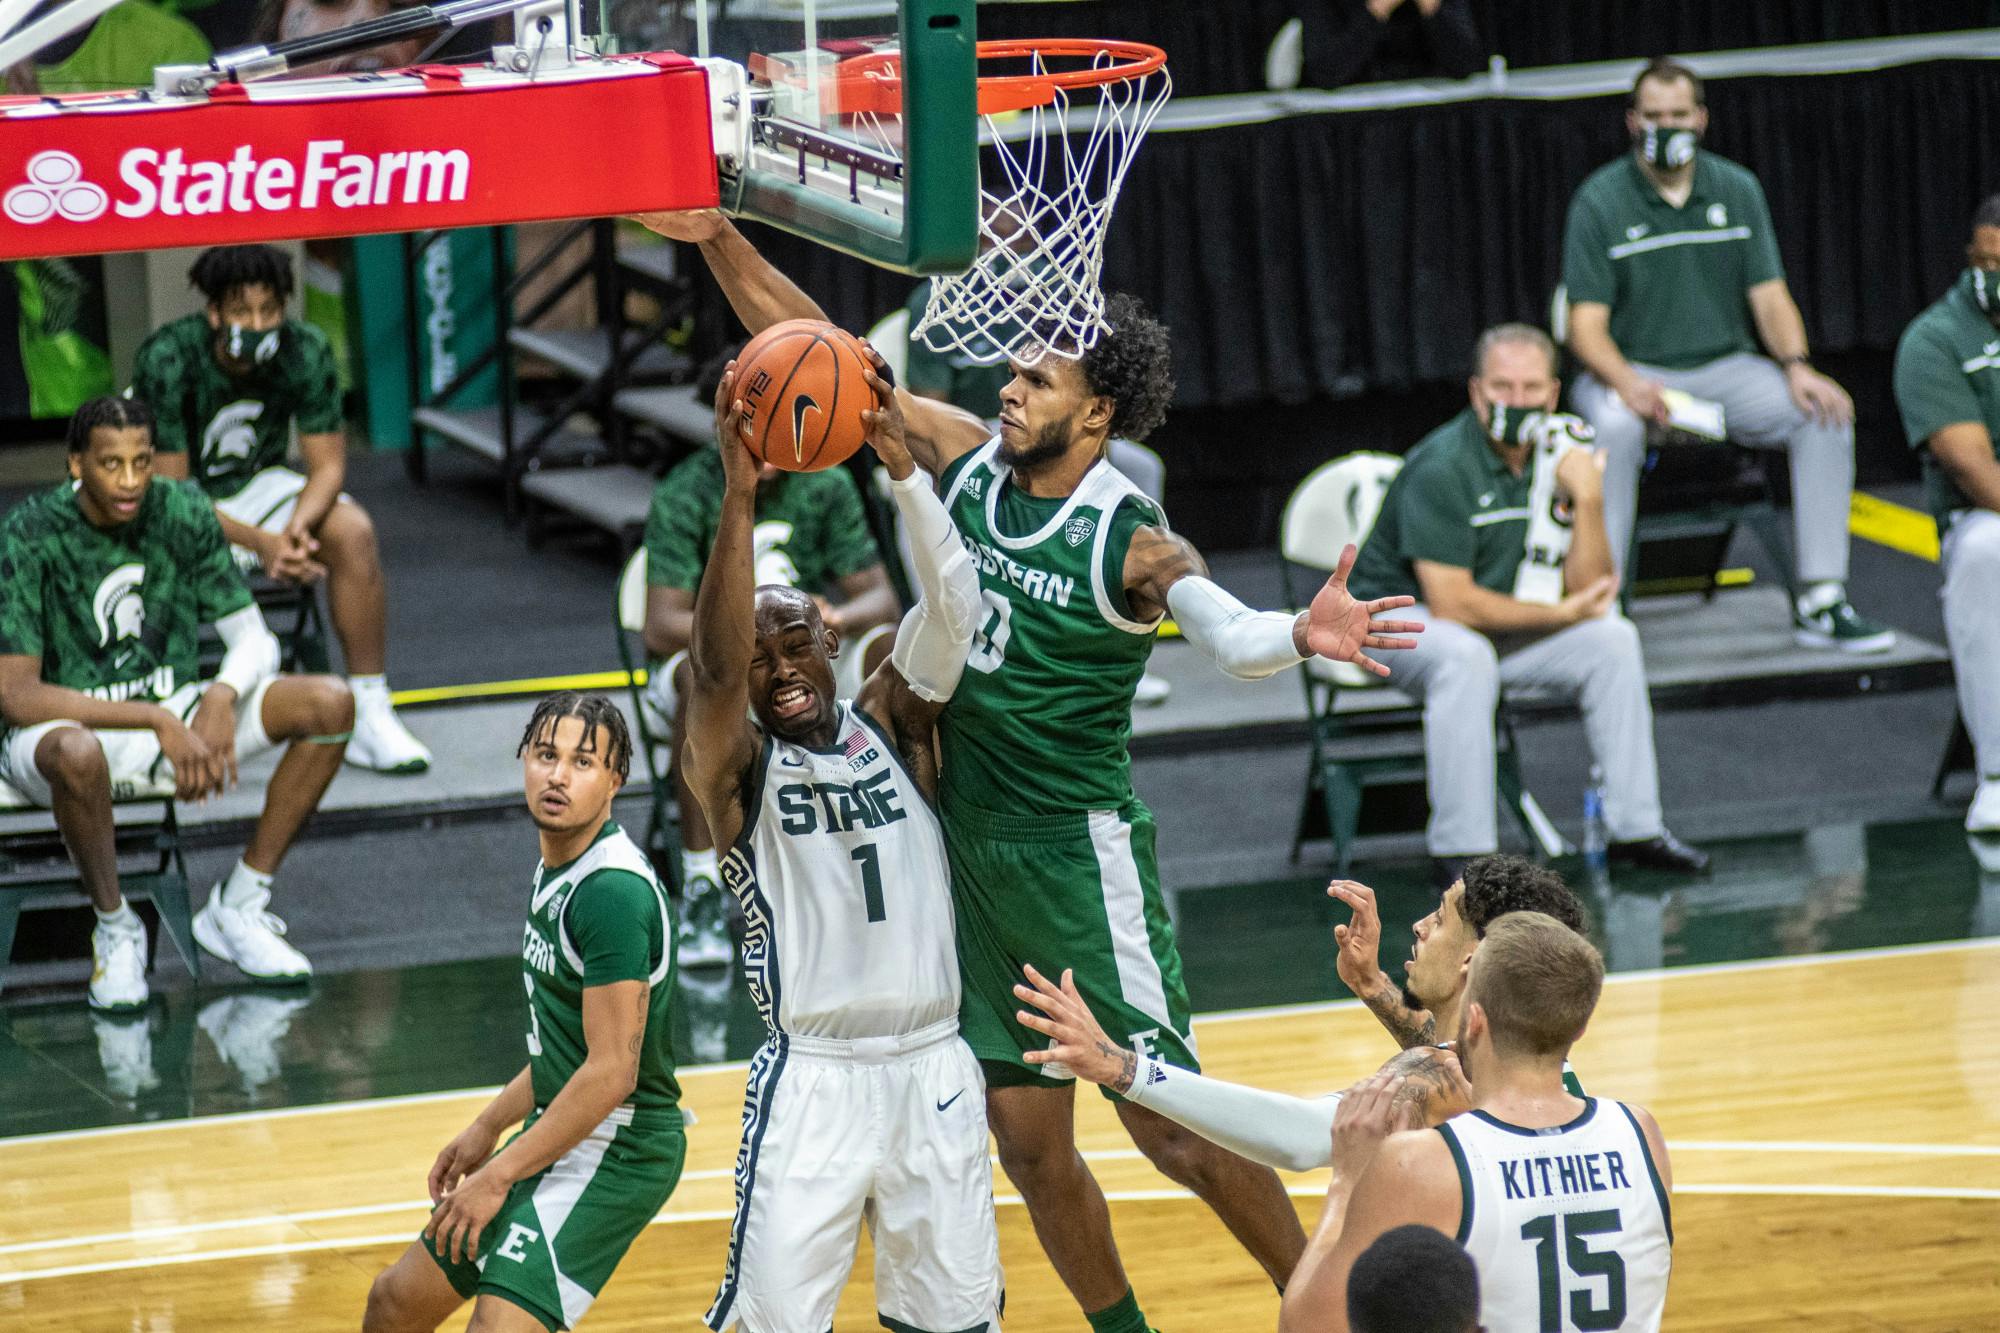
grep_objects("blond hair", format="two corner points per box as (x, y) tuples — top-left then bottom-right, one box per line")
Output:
(1467, 912), (1604, 1058)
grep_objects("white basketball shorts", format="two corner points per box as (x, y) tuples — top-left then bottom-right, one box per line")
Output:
(705, 1018), (1003, 1333)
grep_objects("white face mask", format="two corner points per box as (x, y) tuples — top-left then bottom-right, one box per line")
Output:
(224, 323), (281, 365)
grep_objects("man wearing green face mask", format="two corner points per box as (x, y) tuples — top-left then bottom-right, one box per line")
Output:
(1562, 57), (1895, 655)
(1893, 194), (2000, 834)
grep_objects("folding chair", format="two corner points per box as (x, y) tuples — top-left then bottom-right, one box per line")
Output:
(1278, 454), (1562, 873)
(615, 548), (682, 889)
(0, 775), (195, 999)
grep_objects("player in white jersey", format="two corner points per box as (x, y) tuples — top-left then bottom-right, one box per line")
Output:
(682, 356), (1001, 1333)
(1281, 913), (1673, 1333)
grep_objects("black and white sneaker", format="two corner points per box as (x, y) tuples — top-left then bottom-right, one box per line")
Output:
(1793, 590), (1896, 654)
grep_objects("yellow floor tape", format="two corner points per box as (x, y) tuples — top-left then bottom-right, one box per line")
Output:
(390, 492), (1937, 708)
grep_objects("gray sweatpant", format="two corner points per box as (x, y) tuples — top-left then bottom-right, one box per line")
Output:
(1382, 606), (1665, 855)
(1943, 509), (2000, 783)
(1572, 352), (1854, 585)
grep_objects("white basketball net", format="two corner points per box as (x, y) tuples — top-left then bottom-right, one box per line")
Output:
(910, 49), (1171, 367)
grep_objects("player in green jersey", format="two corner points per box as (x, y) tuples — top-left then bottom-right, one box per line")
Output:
(641, 209), (1422, 1330)
(365, 693), (685, 1333)
(0, 396), (354, 1010)
(131, 244), (431, 775)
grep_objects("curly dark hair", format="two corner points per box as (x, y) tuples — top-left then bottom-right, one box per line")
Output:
(189, 245), (295, 306)
(1077, 292), (1175, 443)
(517, 691), (631, 781)
(1347, 1224), (1480, 1333)
(67, 394), (153, 454)
(1460, 854), (1585, 938)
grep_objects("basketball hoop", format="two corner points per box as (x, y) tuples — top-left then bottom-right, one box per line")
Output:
(835, 38), (1170, 366)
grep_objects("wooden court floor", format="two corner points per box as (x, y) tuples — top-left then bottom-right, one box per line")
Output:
(3, 939), (1996, 1331)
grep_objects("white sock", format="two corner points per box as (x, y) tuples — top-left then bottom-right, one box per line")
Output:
(95, 900), (140, 933)
(218, 859), (276, 910)
(1797, 581), (1844, 615)
(349, 674), (393, 712)
(682, 848), (719, 892)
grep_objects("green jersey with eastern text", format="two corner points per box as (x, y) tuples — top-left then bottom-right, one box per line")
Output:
(0, 478), (251, 701)
(937, 440), (1163, 816)
(521, 821), (684, 1129)
(129, 314), (343, 500)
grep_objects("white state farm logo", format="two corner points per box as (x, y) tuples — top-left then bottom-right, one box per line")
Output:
(5, 140), (469, 225)
(5, 152), (108, 224)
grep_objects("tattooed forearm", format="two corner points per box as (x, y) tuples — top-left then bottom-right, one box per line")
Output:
(1357, 982), (1438, 1050)
(1105, 1042), (1138, 1095)
(1381, 1047), (1471, 1125)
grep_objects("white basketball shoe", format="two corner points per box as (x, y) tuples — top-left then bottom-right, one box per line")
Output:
(194, 885), (312, 982)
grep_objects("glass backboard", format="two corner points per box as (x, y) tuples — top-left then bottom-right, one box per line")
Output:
(612, 0), (978, 274)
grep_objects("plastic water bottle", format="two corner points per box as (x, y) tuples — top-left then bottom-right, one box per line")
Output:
(1581, 765), (1607, 871)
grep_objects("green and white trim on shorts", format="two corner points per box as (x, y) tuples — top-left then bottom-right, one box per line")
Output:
(424, 1105), (684, 1330)
(945, 797), (1198, 1093)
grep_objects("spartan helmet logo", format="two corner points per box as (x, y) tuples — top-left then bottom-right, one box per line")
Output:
(203, 400), (266, 466)
(752, 521), (802, 588)
(92, 564), (146, 649)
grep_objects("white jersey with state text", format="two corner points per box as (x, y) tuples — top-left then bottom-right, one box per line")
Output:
(720, 702), (959, 1041)
(1437, 1098), (1672, 1333)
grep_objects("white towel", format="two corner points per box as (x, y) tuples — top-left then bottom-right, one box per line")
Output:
(1511, 413), (1595, 605)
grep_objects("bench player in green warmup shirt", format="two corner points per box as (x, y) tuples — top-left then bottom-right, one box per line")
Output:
(639, 208), (1422, 1330)
(364, 694), (685, 1333)
(0, 397), (353, 1010)
(131, 245), (432, 774)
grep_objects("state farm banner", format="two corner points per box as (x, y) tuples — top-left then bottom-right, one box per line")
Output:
(0, 55), (720, 260)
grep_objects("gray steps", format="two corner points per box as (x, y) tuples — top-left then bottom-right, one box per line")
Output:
(616, 243), (679, 288)
(611, 385), (712, 446)
(521, 463), (657, 538)
(507, 328), (689, 383)
(411, 406), (604, 468)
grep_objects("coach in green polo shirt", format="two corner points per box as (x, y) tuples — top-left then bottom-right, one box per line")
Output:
(1351, 323), (1706, 885)
(1893, 195), (2000, 833)
(1562, 57), (1893, 654)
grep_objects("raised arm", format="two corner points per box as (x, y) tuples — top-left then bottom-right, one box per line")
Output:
(680, 367), (766, 851)
(852, 352), (982, 798)
(631, 210), (989, 476)
(1125, 528), (1422, 680)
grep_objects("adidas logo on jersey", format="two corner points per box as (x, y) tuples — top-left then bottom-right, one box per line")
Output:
(962, 473), (985, 499)
(1064, 515), (1095, 547)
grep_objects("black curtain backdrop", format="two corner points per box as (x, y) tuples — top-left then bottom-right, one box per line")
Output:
(694, 59), (2000, 548)
(971, 2), (2000, 97)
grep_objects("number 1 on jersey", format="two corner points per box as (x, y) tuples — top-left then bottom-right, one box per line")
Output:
(850, 843), (887, 923)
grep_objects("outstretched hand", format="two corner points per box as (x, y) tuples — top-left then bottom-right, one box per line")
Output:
(1014, 964), (1136, 1092)
(1300, 544), (1423, 676)
(628, 209), (728, 244)
(1328, 879), (1386, 997)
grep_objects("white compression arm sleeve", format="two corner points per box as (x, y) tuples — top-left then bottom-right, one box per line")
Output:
(1125, 1055), (1342, 1173)
(212, 604), (281, 701)
(888, 469), (982, 702)
(1165, 575), (1308, 681)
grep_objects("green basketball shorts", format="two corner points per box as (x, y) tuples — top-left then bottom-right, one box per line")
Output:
(424, 1107), (685, 1330)
(944, 798), (1199, 1093)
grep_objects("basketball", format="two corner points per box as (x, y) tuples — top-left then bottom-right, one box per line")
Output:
(730, 319), (875, 472)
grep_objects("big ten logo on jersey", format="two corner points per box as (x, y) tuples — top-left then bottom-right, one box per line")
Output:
(775, 768), (908, 836)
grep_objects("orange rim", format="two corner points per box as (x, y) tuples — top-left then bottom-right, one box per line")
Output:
(831, 38), (1167, 117)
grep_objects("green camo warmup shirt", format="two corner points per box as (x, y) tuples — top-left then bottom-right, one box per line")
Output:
(1350, 409), (1533, 603)
(1562, 153), (1787, 370)
(0, 478), (251, 701)
(130, 315), (342, 500)
(1893, 269), (2000, 531)
(642, 448), (881, 593)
